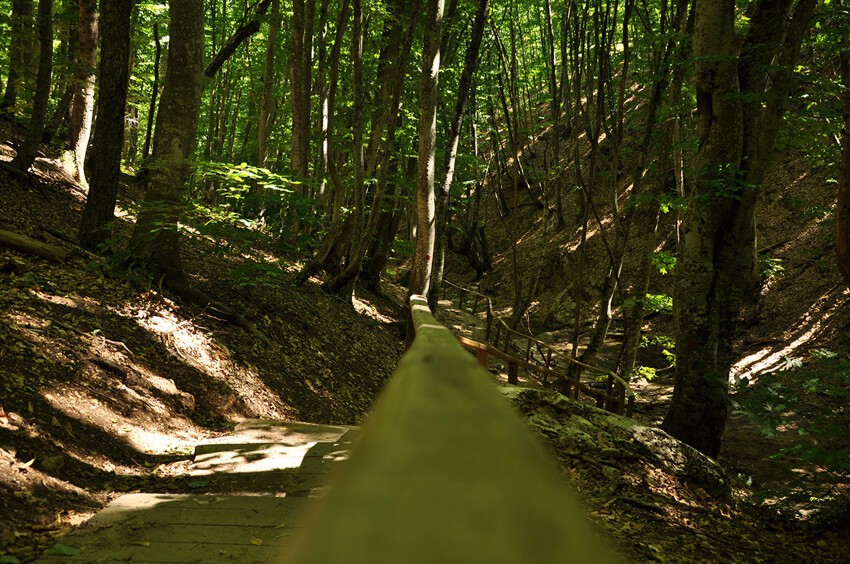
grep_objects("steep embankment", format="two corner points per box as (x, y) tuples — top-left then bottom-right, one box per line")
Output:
(0, 135), (404, 559)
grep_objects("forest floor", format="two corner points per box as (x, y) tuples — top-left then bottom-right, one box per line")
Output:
(0, 122), (848, 562)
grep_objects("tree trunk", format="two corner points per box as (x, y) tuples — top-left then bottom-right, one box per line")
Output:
(11, 0), (52, 173)
(128, 0), (204, 282)
(662, 0), (815, 458)
(324, 0), (420, 294)
(409, 0), (445, 297)
(290, 0), (315, 182)
(67, 0), (98, 187)
(294, 0), (351, 284)
(838, 50), (850, 285)
(428, 0), (489, 308)
(141, 21), (162, 162)
(258, 0), (280, 168)
(1, 0), (33, 111)
(78, 0), (133, 251)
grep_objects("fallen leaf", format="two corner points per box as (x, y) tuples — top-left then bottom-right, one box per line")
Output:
(19, 458), (35, 469)
(250, 538), (263, 546)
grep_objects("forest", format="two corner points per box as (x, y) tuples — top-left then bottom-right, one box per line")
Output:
(0, 0), (848, 561)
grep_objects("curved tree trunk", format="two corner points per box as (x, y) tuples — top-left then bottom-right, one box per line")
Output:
(128, 0), (204, 282)
(67, 0), (98, 187)
(78, 0), (133, 251)
(11, 0), (52, 173)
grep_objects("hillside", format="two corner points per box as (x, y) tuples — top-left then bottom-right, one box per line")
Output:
(0, 135), (404, 559)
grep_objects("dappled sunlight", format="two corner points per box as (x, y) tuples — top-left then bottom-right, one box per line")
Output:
(133, 306), (282, 416)
(352, 293), (393, 323)
(40, 382), (198, 457)
(732, 291), (844, 384)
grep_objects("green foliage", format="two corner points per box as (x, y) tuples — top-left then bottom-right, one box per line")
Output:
(758, 254), (785, 280)
(651, 251), (676, 275)
(391, 238), (415, 258)
(644, 293), (673, 315)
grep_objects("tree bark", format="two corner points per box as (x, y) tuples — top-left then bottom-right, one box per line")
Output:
(1, 0), (33, 111)
(409, 0), (445, 297)
(67, 0), (98, 187)
(837, 49), (850, 285)
(662, 0), (815, 458)
(290, 0), (315, 182)
(258, 0), (280, 168)
(141, 21), (162, 163)
(128, 0), (205, 282)
(11, 0), (52, 173)
(428, 0), (489, 307)
(78, 0), (133, 251)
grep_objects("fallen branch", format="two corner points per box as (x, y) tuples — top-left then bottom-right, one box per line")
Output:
(0, 229), (70, 261)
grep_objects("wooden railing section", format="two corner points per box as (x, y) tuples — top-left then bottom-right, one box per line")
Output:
(441, 279), (635, 417)
(291, 295), (616, 563)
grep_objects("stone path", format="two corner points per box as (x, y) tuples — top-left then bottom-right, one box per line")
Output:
(39, 421), (359, 563)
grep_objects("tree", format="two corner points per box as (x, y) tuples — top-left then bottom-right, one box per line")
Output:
(10, 0), (52, 173)
(128, 0), (205, 285)
(67, 0), (98, 187)
(258, 0), (280, 168)
(428, 0), (489, 308)
(78, 0), (134, 251)
(837, 19), (850, 285)
(1, 0), (33, 111)
(409, 0), (445, 297)
(663, 0), (817, 457)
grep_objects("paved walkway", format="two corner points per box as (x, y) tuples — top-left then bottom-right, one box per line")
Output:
(39, 421), (359, 563)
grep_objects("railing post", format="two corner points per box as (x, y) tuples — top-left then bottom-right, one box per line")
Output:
(525, 339), (532, 363)
(459, 289), (466, 309)
(545, 349), (552, 370)
(472, 294), (480, 315)
(493, 323), (501, 347)
(485, 304), (493, 342)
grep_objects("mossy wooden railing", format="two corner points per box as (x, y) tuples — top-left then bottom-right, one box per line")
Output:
(442, 279), (635, 416)
(291, 295), (616, 563)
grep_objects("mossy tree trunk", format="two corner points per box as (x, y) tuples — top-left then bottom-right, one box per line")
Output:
(128, 0), (204, 283)
(663, 0), (816, 458)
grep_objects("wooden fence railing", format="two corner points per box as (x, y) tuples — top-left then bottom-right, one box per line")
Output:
(291, 295), (616, 563)
(441, 279), (635, 417)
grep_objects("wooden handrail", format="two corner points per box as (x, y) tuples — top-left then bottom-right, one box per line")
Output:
(291, 295), (616, 563)
(442, 279), (635, 416)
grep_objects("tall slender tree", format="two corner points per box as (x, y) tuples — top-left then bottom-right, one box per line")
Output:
(67, 0), (98, 187)
(1, 0), (33, 111)
(78, 0), (133, 251)
(409, 0), (445, 297)
(10, 0), (52, 173)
